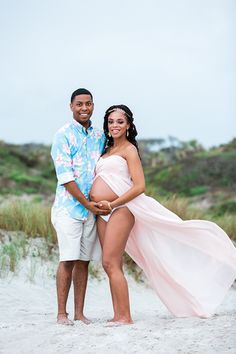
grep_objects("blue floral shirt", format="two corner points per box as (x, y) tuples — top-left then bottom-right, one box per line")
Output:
(51, 119), (105, 221)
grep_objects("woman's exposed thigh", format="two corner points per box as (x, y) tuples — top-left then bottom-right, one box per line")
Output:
(97, 216), (107, 249)
(102, 207), (135, 258)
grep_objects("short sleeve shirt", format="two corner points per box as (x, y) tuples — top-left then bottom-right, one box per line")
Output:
(51, 119), (105, 221)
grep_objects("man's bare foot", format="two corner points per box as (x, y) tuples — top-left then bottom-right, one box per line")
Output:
(74, 315), (91, 325)
(57, 313), (74, 326)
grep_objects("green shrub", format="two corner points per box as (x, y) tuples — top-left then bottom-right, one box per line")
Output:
(189, 186), (208, 196)
(209, 201), (236, 217)
(9, 171), (43, 185)
(146, 153), (236, 196)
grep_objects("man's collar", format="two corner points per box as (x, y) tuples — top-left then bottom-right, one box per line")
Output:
(72, 118), (93, 133)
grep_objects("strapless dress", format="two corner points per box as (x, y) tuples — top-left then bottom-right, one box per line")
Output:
(94, 155), (236, 318)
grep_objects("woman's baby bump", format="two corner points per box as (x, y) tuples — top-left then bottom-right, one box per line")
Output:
(90, 177), (118, 202)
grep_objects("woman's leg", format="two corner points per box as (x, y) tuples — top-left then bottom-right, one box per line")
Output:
(101, 207), (135, 323)
(97, 216), (107, 248)
(97, 216), (119, 319)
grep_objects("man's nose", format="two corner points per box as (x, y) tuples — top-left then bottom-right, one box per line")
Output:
(81, 106), (88, 111)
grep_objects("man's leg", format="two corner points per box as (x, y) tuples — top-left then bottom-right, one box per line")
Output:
(56, 260), (75, 325)
(73, 260), (90, 323)
(73, 212), (99, 323)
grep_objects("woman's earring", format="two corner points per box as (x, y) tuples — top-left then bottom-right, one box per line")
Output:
(108, 132), (111, 137)
(126, 129), (129, 137)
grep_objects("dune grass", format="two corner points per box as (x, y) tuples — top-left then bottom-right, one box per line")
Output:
(0, 197), (235, 280)
(0, 231), (29, 276)
(160, 195), (236, 241)
(0, 230), (58, 279)
(212, 214), (236, 241)
(0, 239), (24, 275)
(0, 200), (56, 243)
(0, 197), (235, 243)
(159, 195), (204, 220)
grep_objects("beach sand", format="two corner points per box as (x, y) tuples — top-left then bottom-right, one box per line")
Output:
(0, 256), (236, 354)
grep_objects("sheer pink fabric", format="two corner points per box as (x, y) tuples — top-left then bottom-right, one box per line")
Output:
(94, 155), (236, 317)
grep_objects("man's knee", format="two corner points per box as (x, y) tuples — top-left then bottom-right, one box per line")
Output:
(74, 260), (89, 271)
(59, 260), (75, 272)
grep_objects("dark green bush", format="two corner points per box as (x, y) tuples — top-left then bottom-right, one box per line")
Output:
(210, 201), (236, 217)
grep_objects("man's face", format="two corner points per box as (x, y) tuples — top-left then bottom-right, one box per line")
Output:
(70, 94), (94, 128)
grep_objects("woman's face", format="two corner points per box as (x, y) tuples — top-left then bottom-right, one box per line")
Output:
(107, 111), (130, 139)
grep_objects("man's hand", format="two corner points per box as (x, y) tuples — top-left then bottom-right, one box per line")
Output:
(86, 201), (110, 215)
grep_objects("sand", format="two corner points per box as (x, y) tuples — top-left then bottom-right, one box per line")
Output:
(0, 254), (236, 354)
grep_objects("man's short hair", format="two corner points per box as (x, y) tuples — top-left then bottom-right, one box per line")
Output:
(71, 88), (93, 103)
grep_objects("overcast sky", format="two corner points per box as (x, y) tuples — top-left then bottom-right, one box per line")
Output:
(0, 0), (235, 147)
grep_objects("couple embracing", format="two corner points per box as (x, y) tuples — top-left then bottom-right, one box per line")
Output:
(51, 88), (236, 326)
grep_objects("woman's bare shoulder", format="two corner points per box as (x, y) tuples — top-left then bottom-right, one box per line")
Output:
(123, 144), (139, 160)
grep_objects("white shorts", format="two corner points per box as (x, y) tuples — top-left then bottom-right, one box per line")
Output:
(51, 208), (101, 262)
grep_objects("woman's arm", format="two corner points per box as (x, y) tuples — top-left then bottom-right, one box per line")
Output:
(99, 145), (145, 210)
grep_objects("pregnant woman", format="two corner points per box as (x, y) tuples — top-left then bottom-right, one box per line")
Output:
(90, 104), (236, 325)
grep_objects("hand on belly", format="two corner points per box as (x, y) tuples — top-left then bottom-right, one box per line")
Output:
(90, 177), (118, 202)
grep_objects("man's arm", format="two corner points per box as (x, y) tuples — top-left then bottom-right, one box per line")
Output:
(51, 131), (109, 215)
(64, 181), (110, 215)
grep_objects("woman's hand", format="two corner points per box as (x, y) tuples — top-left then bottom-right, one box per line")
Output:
(98, 200), (113, 211)
(86, 201), (110, 215)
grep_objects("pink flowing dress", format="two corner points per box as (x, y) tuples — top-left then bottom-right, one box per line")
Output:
(94, 155), (236, 318)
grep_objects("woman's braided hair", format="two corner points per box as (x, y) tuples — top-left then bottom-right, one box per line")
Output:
(103, 104), (140, 157)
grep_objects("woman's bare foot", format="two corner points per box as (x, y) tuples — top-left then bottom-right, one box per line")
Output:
(106, 317), (133, 325)
(74, 315), (91, 325)
(105, 319), (133, 327)
(106, 318), (116, 323)
(57, 313), (74, 326)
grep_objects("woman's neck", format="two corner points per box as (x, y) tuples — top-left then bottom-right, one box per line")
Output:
(112, 136), (128, 148)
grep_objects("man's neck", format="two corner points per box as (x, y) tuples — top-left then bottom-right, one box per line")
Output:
(73, 118), (91, 130)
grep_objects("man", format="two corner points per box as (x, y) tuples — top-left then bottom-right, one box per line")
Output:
(51, 88), (109, 325)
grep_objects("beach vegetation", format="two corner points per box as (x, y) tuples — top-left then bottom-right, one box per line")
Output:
(0, 138), (235, 280)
